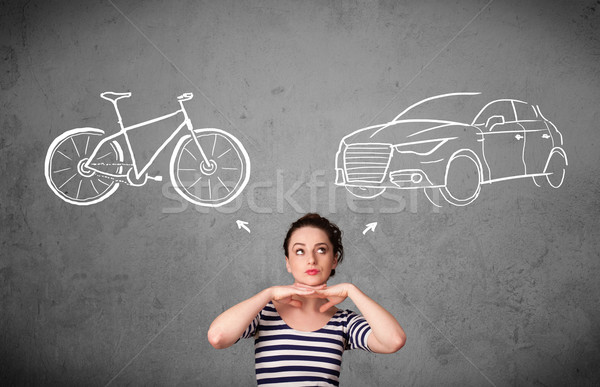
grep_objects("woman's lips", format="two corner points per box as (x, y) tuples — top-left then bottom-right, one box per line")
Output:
(305, 269), (319, 275)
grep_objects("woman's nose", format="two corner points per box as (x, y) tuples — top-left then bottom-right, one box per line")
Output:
(307, 252), (316, 264)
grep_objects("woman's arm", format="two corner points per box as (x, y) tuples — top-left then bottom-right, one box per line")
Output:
(316, 284), (406, 354)
(207, 285), (318, 349)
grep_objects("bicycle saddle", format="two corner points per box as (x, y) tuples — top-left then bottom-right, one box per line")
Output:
(100, 92), (132, 102)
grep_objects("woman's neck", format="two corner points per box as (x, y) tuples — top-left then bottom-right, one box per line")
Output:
(292, 281), (330, 313)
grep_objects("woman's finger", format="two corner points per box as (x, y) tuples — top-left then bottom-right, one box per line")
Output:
(319, 301), (336, 313)
(311, 291), (330, 299)
(288, 299), (303, 308)
(314, 289), (336, 297)
(279, 295), (302, 307)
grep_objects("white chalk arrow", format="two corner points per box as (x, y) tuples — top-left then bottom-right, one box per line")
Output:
(236, 220), (251, 233)
(362, 222), (377, 235)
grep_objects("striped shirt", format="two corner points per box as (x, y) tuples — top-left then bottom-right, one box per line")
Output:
(240, 302), (372, 386)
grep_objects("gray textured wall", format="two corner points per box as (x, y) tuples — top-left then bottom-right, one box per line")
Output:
(2, 0), (599, 385)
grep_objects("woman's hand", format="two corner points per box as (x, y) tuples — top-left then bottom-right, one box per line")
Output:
(269, 284), (326, 308)
(314, 283), (355, 312)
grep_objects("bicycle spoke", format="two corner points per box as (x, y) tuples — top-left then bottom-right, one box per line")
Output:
(71, 137), (80, 158)
(217, 176), (231, 193)
(59, 173), (78, 189)
(212, 134), (217, 156)
(221, 167), (239, 171)
(187, 176), (203, 189)
(84, 136), (91, 155)
(208, 179), (212, 199)
(90, 180), (99, 194)
(57, 150), (72, 161)
(217, 148), (231, 159)
(178, 168), (197, 171)
(53, 167), (72, 174)
(184, 147), (197, 161)
(97, 178), (110, 187)
(97, 151), (113, 160)
(76, 179), (83, 199)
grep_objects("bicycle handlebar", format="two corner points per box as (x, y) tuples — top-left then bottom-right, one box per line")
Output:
(177, 93), (193, 101)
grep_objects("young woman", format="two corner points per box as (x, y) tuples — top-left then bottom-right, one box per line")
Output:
(208, 213), (406, 386)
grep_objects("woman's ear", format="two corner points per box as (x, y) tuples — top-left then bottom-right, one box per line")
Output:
(285, 256), (291, 273)
(332, 253), (338, 269)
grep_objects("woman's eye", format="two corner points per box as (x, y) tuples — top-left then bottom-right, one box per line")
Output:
(296, 249), (304, 255)
(317, 247), (326, 253)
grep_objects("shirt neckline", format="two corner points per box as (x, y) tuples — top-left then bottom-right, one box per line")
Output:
(268, 301), (342, 333)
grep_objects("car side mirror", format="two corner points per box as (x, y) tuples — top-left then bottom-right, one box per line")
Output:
(485, 115), (505, 129)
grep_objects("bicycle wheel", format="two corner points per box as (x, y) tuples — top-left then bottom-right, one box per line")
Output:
(45, 128), (124, 205)
(170, 128), (250, 207)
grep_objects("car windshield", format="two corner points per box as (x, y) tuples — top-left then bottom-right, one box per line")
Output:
(393, 93), (485, 124)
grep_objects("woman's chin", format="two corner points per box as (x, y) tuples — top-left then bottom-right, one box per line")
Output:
(296, 278), (328, 287)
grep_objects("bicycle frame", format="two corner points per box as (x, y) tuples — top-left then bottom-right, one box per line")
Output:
(84, 96), (209, 181)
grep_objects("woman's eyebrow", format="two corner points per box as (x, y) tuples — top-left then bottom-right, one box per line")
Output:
(292, 242), (329, 248)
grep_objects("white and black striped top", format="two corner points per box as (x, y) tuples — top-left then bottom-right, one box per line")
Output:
(239, 301), (372, 386)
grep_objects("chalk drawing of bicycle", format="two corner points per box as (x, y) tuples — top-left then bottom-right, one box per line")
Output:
(45, 92), (250, 207)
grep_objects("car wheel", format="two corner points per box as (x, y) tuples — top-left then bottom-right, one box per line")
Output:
(543, 150), (567, 188)
(439, 151), (482, 206)
(345, 186), (386, 199)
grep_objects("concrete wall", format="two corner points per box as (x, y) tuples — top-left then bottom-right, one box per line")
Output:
(1, 0), (599, 385)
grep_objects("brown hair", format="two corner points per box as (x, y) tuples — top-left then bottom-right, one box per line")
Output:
(283, 213), (344, 277)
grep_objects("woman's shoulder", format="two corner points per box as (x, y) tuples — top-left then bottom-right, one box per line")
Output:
(262, 300), (278, 314)
(332, 309), (364, 323)
(335, 308), (358, 316)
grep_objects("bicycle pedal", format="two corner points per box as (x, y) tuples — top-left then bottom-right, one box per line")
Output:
(148, 175), (163, 182)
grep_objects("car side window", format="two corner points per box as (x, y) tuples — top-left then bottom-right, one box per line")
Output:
(473, 101), (516, 129)
(513, 101), (538, 121)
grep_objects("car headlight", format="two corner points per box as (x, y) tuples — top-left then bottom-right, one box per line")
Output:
(394, 137), (455, 156)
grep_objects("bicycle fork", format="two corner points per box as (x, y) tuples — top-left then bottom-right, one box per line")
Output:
(177, 94), (214, 172)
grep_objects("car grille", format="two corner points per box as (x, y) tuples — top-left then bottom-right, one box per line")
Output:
(343, 143), (392, 183)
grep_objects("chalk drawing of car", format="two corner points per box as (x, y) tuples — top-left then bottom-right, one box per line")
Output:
(335, 92), (567, 206)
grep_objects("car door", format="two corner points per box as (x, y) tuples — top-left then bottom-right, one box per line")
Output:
(475, 100), (526, 181)
(514, 102), (554, 175)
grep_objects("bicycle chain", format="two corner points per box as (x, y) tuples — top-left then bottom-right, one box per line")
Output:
(98, 174), (131, 185)
(89, 163), (133, 185)
(90, 163), (162, 186)
(90, 163), (134, 166)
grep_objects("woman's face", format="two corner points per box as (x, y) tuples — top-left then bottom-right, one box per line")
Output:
(285, 226), (337, 286)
